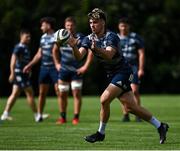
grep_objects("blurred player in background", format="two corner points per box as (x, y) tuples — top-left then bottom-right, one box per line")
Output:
(1, 29), (38, 121)
(53, 17), (93, 125)
(68, 8), (169, 144)
(117, 17), (145, 122)
(23, 17), (60, 122)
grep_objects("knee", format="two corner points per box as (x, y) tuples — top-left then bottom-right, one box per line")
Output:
(73, 91), (81, 99)
(59, 92), (66, 98)
(55, 89), (59, 96)
(100, 95), (110, 106)
(39, 91), (47, 98)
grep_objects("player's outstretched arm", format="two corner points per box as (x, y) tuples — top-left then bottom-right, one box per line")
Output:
(23, 48), (42, 73)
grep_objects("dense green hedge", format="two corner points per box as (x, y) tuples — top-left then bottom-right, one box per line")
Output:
(0, 0), (180, 95)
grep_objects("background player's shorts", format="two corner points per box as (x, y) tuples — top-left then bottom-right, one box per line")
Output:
(39, 66), (58, 84)
(58, 69), (83, 82)
(107, 71), (133, 94)
(131, 65), (140, 85)
(13, 71), (31, 88)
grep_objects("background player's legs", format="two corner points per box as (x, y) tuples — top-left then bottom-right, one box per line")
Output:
(36, 84), (49, 122)
(24, 86), (37, 120)
(71, 80), (82, 125)
(24, 86), (37, 113)
(1, 85), (21, 120)
(54, 82), (61, 112)
(131, 83), (142, 121)
(131, 84), (140, 105)
(56, 80), (69, 124)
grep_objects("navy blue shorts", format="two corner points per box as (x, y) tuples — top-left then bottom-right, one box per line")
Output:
(131, 65), (140, 85)
(13, 71), (31, 88)
(58, 69), (82, 82)
(107, 71), (133, 93)
(39, 66), (58, 84)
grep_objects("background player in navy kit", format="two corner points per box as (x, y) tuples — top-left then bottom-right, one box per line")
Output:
(68, 8), (169, 144)
(53, 17), (93, 125)
(1, 30), (37, 121)
(117, 17), (145, 122)
(23, 17), (60, 122)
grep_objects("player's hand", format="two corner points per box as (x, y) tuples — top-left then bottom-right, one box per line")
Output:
(23, 65), (31, 73)
(68, 36), (78, 48)
(55, 63), (61, 71)
(9, 73), (14, 83)
(138, 69), (144, 78)
(91, 36), (97, 51)
(76, 66), (87, 75)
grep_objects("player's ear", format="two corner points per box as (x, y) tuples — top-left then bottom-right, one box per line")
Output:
(102, 20), (105, 26)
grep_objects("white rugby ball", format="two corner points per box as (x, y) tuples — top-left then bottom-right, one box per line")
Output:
(54, 28), (70, 45)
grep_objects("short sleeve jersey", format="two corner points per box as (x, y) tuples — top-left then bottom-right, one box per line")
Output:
(117, 32), (144, 65)
(81, 31), (130, 75)
(13, 43), (30, 71)
(40, 33), (55, 67)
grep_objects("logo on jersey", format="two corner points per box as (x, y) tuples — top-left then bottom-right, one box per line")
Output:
(116, 81), (122, 86)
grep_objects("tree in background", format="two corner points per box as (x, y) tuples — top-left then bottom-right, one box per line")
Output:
(0, 0), (180, 95)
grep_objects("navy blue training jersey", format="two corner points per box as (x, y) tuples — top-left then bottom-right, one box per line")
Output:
(40, 33), (55, 67)
(60, 33), (84, 72)
(13, 43), (30, 71)
(81, 31), (130, 75)
(117, 32), (144, 65)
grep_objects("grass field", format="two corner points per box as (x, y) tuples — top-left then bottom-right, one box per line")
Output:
(0, 95), (180, 150)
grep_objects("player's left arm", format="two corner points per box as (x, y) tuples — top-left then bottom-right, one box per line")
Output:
(138, 48), (145, 78)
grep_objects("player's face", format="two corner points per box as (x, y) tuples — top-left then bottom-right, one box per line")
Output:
(41, 22), (50, 33)
(89, 18), (105, 35)
(118, 23), (130, 35)
(65, 21), (75, 34)
(21, 33), (31, 44)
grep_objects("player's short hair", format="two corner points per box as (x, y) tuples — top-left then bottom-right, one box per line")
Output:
(118, 17), (130, 25)
(40, 17), (56, 29)
(20, 29), (30, 36)
(88, 8), (106, 22)
(64, 16), (76, 24)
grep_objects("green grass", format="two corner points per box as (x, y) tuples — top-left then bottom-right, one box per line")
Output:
(0, 95), (180, 150)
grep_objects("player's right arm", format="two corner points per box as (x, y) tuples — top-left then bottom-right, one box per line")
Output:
(23, 48), (42, 73)
(52, 43), (61, 71)
(9, 54), (17, 83)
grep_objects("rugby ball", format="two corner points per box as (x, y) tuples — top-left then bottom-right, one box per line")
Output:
(54, 28), (70, 45)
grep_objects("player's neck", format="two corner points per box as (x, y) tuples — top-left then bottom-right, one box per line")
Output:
(119, 31), (129, 37)
(96, 28), (105, 38)
(20, 40), (27, 45)
(47, 29), (54, 35)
